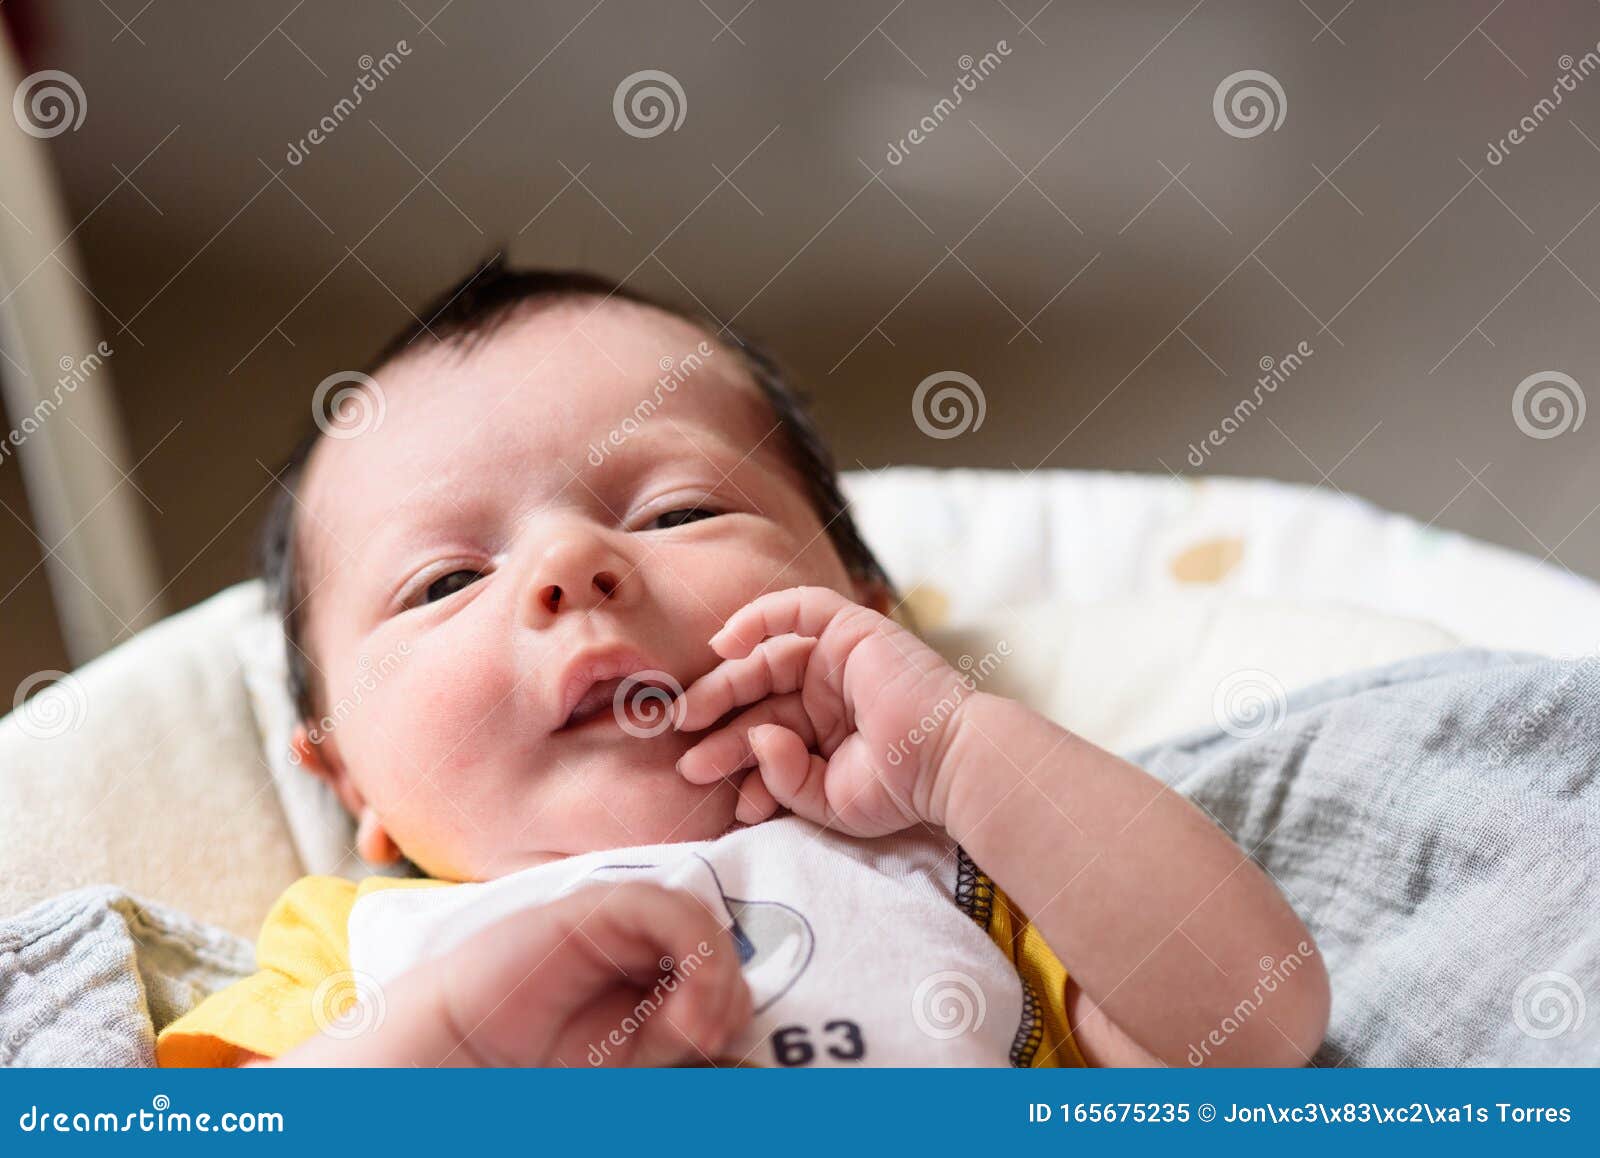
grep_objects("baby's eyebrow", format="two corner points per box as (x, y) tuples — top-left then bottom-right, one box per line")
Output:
(325, 507), (457, 589)
(630, 416), (753, 464)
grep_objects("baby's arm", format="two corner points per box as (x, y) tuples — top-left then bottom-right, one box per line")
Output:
(931, 693), (1328, 1066)
(273, 882), (751, 1067)
(674, 586), (1329, 1067)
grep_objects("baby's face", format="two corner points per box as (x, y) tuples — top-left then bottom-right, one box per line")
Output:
(295, 298), (868, 881)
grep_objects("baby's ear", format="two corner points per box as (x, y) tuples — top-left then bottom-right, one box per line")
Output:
(355, 809), (403, 866)
(290, 724), (403, 867)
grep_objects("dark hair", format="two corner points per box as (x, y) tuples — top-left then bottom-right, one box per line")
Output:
(259, 256), (892, 723)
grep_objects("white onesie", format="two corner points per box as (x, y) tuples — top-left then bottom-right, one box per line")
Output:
(347, 816), (1031, 1067)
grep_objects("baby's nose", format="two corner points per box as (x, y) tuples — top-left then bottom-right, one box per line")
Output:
(523, 532), (628, 621)
(535, 568), (620, 615)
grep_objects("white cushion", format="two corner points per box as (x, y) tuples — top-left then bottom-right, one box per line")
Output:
(0, 584), (302, 938)
(922, 594), (1457, 755)
(843, 468), (1600, 655)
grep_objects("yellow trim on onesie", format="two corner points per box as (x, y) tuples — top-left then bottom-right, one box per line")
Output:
(158, 869), (1084, 1067)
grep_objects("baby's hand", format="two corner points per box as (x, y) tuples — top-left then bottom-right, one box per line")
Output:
(437, 882), (751, 1067)
(674, 586), (971, 836)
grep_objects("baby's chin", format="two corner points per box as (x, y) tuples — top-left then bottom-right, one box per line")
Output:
(593, 768), (745, 846)
(488, 769), (746, 878)
(401, 746), (749, 881)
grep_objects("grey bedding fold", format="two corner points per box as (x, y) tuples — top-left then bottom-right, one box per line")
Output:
(1131, 648), (1599, 1065)
(0, 886), (251, 1067)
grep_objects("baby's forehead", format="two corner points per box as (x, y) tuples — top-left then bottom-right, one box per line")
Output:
(320, 297), (761, 459)
(384, 295), (741, 416)
(293, 296), (780, 575)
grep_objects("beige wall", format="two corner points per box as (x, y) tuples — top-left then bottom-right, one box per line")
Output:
(5, 1), (1600, 692)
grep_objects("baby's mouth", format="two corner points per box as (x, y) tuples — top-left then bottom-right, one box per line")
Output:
(558, 674), (680, 733)
(559, 677), (630, 731)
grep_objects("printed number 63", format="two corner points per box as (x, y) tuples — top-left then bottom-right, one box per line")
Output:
(771, 1020), (865, 1066)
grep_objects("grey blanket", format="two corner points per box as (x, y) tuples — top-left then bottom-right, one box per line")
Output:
(0, 887), (251, 1067)
(1131, 648), (1599, 1065)
(2, 648), (1594, 1065)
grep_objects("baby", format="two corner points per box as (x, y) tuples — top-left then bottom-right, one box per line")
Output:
(158, 261), (1328, 1068)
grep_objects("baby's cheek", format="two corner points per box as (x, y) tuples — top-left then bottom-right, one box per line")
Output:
(349, 640), (519, 773)
(685, 531), (854, 612)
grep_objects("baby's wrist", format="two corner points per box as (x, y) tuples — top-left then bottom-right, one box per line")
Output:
(928, 691), (1056, 846)
(920, 690), (1003, 831)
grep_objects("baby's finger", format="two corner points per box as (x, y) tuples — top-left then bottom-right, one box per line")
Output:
(674, 634), (816, 733)
(710, 586), (859, 658)
(747, 724), (832, 825)
(462, 882), (746, 1066)
(578, 885), (750, 1065)
(676, 693), (817, 785)
(734, 770), (781, 825)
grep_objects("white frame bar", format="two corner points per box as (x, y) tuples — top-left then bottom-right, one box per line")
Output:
(0, 34), (162, 662)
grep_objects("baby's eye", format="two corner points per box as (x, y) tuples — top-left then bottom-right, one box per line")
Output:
(649, 507), (719, 530)
(424, 569), (485, 604)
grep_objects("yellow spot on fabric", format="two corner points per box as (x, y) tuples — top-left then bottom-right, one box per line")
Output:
(899, 584), (952, 629)
(1170, 536), (1244, 584)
